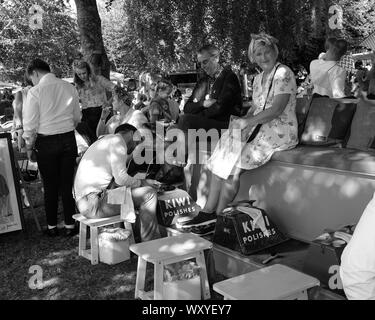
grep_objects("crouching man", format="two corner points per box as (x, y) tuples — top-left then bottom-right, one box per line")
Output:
(73, 123), (161, 242)
(340, 193), (375, 300)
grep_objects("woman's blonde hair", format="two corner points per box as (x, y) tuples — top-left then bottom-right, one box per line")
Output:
(72, 59), (93, 88)
(248, 33), (279, 63)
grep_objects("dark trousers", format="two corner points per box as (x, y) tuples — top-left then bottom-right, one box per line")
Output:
(82, 107), (102, 140)
(178, 114), (229, 132)
(176, 114), (229, 163)
(35, 131), (78, 227)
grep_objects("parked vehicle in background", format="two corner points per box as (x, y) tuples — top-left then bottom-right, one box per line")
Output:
(168, 70), (199, 110)
(168, 70), (198, 94)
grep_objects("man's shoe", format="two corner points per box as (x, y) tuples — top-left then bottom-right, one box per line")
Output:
(44, 228), (59, 237)
(64, 226), (78, 237)
(175, 214), (195, 227)
(174, 222), (216, 236)
(189, 223), (216, 236)
(177, 211), (216, 229)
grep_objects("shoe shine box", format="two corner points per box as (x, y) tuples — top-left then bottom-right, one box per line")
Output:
(303, 225), (355, 294)
(98, 233), (130, 265)
(157, 188), (200, 227)
(213, 205), (288, 255)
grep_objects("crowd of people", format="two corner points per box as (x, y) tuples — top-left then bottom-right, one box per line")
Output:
(11, 33), (374, 234)
(7, 32), (375, 300)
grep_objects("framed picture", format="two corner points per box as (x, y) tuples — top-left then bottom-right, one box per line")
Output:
(0, 133), (24, 234)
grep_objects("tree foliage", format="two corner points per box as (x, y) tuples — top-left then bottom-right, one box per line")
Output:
(101, 0), (375, 76)
(1, 0), (374, 82)
(74, 0), (111, 79)
(0, 0), (79, 82)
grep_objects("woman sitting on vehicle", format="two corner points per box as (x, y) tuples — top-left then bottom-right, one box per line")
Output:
(96, 85), (148, 137)
(178, 33), (299, 230)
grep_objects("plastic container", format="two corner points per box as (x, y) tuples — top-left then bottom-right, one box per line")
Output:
(163, 277), (201, 300)
(98, 229), (131, 265)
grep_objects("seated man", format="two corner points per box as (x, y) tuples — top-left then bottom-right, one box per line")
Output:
(73, 123), (161, 242)
(158, 44), (242, 182)
(309, 37), (348, 98)
(179, 44), (242, 132)
(340, 193), (375, 300)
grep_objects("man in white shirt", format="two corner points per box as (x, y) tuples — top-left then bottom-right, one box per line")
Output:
(23, 59), (82, 237)
(310, 38), (348, 98)
(74, 124), (161, 242)
(340, 193), (375, 300)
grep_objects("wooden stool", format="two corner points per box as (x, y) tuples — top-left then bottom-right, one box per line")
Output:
(130, 233), (212, 300)
(213, 264), (320, 300)
(73, 214), (134, 265)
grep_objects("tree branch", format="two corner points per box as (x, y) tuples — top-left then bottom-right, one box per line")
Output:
(0, 19), (14, 36)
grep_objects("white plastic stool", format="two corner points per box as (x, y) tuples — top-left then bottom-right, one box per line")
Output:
(130, 233), (212, 300)
(73, 214), (134, 265)
(213, 264), (320, 300)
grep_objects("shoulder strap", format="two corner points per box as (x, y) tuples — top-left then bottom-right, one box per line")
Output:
(246, 64), (282, 143)
(262, 63), (281, 111)
(327, 62), (338, 73)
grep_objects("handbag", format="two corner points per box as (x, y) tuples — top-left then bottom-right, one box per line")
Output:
(213, 200), (288, 255)
(107, 185), (136, 223)
(20, 159), (39, 182)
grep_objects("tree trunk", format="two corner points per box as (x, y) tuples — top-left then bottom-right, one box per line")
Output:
(74, 0), (110, 79)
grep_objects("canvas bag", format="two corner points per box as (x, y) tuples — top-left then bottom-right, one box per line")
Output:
(213, 200), (288, 255)
(20, 159), (38, 182)
(157, 186), (200, 227)
(107, 186), (136, 223)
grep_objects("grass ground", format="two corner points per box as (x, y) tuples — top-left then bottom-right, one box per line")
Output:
(0, 184), (151, 300)
(0, 185), (222, 300)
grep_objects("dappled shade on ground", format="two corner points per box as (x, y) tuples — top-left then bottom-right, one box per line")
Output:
(0, 187), (223, 300)
(0, 186), (151, 300)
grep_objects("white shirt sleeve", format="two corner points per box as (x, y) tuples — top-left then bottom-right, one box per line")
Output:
(340, 194), (375, 300)
(330, 67), (346, 98)
(22, 88), (40, 148)
(110, 136), (141, 188)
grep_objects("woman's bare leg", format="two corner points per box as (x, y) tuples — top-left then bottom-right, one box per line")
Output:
(215, 169), (244, 214)
(202, 173), (224, 213)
